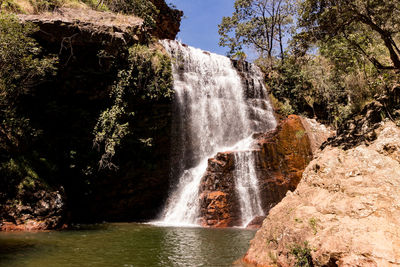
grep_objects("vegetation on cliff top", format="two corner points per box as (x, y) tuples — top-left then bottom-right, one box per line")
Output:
(0, 0), (161, 30)
(220, 0), (400, 126)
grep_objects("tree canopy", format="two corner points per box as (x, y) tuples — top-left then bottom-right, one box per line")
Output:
(298, 0), (400, 71)
(219, 0), (400, 124)
(218, 0), (295, 61)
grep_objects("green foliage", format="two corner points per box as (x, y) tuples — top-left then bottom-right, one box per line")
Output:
(101, 0), (159, 28)
(232, 51), (247, 62)
(219, 0), (295, 59)
(1, 158), (37, 181)
(0, 156), (47, 201)
(289, 241), (313, 267)
(29, 0), (64, 12)
(0, 0), (22, 12)
(308, 217), (318, 235)
(0, 13), (56, 152)
(93, 44), (173, 169)
(219, 0), (399, 125)
(298, 0), (400, 71)
(266, 50), (389, 125)
(269, 93), (294, 117)
(266, 56), (315, 119)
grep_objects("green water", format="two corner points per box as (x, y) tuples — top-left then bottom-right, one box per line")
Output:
(0, 223), (255, 267)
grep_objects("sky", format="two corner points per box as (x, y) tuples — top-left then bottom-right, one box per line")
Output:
(169, 0), (235, 55)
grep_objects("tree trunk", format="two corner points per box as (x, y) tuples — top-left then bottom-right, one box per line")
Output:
(358, 14), (400, 70)
(279, 23), (284, 63)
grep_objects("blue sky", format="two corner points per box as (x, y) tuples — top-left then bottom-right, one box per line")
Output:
(169, 0), (235, 55)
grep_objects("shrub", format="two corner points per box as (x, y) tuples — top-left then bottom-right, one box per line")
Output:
(289, 241), (313, 267)
(93, 44), (173, 169)
(29, 0), (65, 12)
(0, 13), (56, 152)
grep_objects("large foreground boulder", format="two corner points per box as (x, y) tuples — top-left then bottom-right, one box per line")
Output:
(243, 121), (400, 266)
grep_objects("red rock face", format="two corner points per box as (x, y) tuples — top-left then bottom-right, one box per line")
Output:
(199, 115), (330, 228)
(199, 152), (241, 227)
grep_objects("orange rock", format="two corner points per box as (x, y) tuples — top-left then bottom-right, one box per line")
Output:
(198, 115), (332, 228)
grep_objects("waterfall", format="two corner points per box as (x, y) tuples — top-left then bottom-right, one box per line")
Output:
(157, 40), (276, 227)
(234, 151), (264, 227)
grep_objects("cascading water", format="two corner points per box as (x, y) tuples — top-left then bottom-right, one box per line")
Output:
(234, 151), (264, 227)
(157, 40), (276, 227)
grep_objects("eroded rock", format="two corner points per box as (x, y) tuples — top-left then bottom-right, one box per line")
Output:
(243, 121), (400, 266)
(199, 115), (332, 228)
(149, 0), (183, 40)
(0, 179), (66, 231)
(18, 8), (144, 49)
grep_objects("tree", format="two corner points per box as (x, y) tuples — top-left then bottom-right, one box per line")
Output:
(298, 0), (400, 71)
(218, 0), (295, 62)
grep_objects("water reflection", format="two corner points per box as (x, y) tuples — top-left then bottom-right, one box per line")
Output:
(0, 224), (255, 267)
(158, 226), (255, 267)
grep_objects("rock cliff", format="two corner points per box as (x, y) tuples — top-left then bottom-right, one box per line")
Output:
(243, 120), (400, 266)
(149, 0), (183, 40)
(199, 115), (332, 228)
(0, 1), (181, 230)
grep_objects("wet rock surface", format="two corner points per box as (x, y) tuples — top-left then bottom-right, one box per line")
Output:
(244, 121), (400, 266)
(199, 115), (332, 228)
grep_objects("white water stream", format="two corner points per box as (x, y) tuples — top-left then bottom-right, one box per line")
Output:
(156, 40), (276, 227)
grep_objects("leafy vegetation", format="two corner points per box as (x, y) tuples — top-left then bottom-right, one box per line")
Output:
(221, 0), (400, 125)
(93, 44), (173, 169)
(101, 0), (159, 28)
(0, 13), (58, 203)
(298, 0), (400, 71)
(308, 217), (318, 235)
(0, 13), (56, 154)
(219, 0), (295, 63)
(289, 241), (313, 267)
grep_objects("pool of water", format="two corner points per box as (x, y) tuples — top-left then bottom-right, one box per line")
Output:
(0, 223), (255, 267)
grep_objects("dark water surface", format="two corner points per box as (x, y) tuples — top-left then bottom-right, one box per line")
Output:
(0, 223), (255, 267)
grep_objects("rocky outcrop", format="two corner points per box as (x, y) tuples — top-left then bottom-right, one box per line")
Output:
(18, 8), (144, 49)
(18, 2), (182, 43)
(199, 152), (241, 227)
(199, 115), (332, 228)
(323, 85), (400, 150)
(244, 121), (400, 266)
(0, 179), (66, 231)
(1, 1), (180, 230)
(149, 0), (183, 40)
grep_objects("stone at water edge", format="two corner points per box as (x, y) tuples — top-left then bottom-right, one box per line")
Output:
(243, 121), (400, 266)
(1, 183), (66, 231)
(246, 216), (266, 230)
